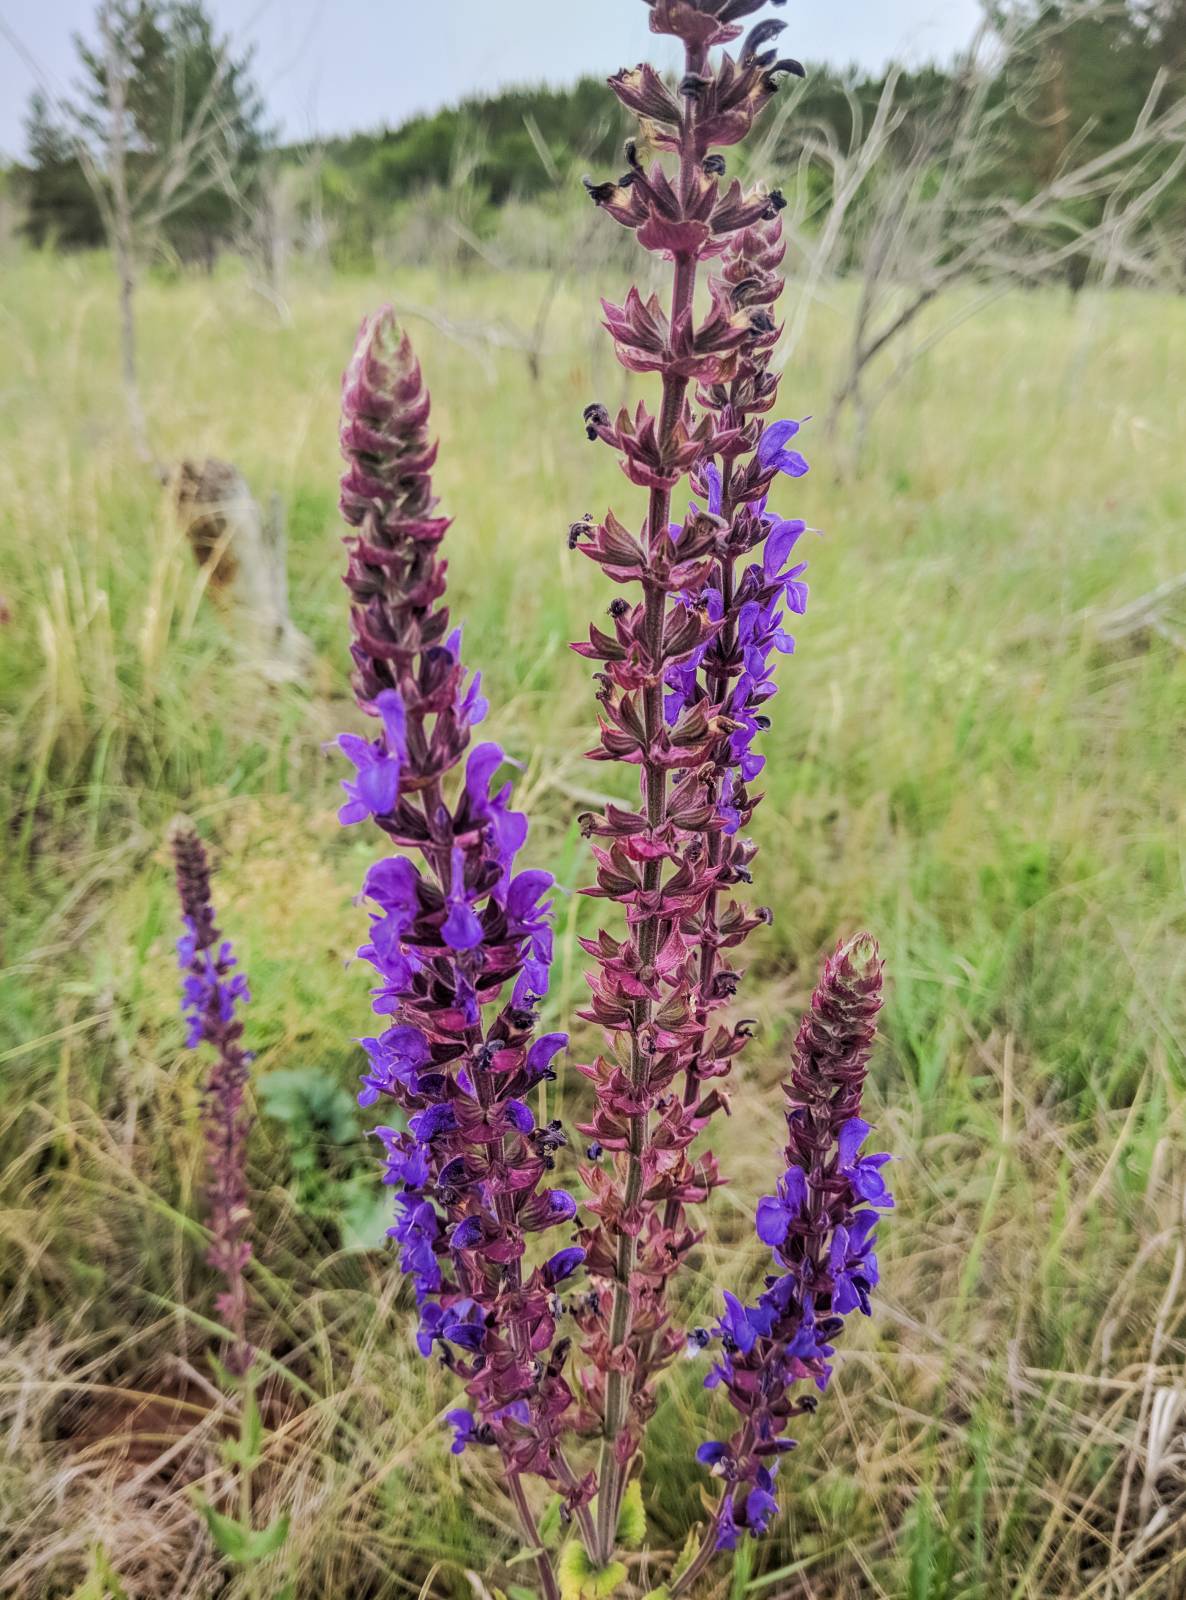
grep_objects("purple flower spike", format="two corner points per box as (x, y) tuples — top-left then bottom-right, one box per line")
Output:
(336, 305), (582, 1511)
(570, 6), (832, 1569)
(170, 821), (255, 1380)
(696, 937), (889, 1550)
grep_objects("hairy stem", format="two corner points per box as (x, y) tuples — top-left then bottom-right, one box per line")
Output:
(507, 1473), (559, 1600)
(665, 471), (739, 1239)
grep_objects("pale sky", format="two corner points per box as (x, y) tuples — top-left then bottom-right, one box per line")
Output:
(0, 0), (985, 161)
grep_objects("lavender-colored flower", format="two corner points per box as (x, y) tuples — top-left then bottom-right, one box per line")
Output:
(337, 690), (407, 824)
(445, 1407), (481, 1454)
(757, 418), (810, 479)
(543, 1246), (587, 1286)
(178, 935), (249, 1049)
(754, 1165), (807, 1247)
(336, 305), (589, 1523)
(171, 820), (255, 1379)
(694, 935), (889, 1548)
(715, 1494), (739, 1553)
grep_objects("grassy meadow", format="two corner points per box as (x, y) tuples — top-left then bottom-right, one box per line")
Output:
(1, 249), (1185, 1598)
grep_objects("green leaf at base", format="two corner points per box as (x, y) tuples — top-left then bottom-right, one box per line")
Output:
(617, 1480), (647, 1551)
(193, 1497), (290, 1564)
(558, 1543), (627, 1600)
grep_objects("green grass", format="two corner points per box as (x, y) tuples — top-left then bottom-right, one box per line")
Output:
(1, 249), (1184, 1598)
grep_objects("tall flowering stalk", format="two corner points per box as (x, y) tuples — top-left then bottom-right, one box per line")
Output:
(336, 309), (595, 1587)
(336, 4), (893, 1590)
(571, 0), (813, 1563)
(681, 936), (891, 1590)
(171, 820), (254, 1379)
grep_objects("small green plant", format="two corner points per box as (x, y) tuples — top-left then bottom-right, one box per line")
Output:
(69, 1547), (130, 1600)
(258, 1064), (393, 1249)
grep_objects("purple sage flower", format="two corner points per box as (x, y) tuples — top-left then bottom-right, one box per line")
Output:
(336, 306), (591, 1529)
(171, 820), (255, 1379)
(694, 935), (890, 1548)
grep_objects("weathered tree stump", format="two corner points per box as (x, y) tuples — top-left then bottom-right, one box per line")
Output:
(173, 458), (313, 681)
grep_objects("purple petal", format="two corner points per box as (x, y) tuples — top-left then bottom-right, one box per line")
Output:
(374, 689), (407, 755)
(525, 1032), (567, 1079)
(506, 869), (553, 920)
(356, 757), (400, 816)
(442, 903), (483, 951)
(837, 1117), (871, 1169)
(465, 742), (506, 805)
(783, 1165), (808, 1214)
(763, 519), (806, 577)
(542, 1246), (586, 1286)
(755, 1195), (790, 1247)
(757, 418), (800, 467)
(336, 732), (370, 767)
(544, 1189), (577, 1223)
(364, 856), (419, 907)
(505, 1098), (535, 1133)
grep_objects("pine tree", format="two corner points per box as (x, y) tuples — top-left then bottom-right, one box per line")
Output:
(21, 90), (102, 248)
(71, 0), (269, 263)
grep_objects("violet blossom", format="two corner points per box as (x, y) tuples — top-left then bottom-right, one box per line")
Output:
(336, 306), (595, 1559)
(171, 819), (255, 1379)
(691, 935), (891, 1557)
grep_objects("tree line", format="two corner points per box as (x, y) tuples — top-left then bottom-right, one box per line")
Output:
(8, 0), (1186, 275)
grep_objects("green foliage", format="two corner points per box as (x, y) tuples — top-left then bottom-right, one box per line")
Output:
(220, 1384), (265, 1472)
(537, 1495), (565, 1546)
(257, 1065), (392, 1250)
(69, 1549), (130, 1600)
(617, 1479), (647, 1551)
(671, 1527), (700, 1583)
(557, 1544), (628, 1600)
(324, 77), (621, 207)
(193, 1498), (290, 1564)
(19, 92), (102, 248)
(19, 0), (269, 260)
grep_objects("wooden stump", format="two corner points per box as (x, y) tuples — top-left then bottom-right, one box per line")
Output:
(174, 458), (313, 681)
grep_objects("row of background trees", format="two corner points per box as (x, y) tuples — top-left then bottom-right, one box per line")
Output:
(8, 0), (1186, 277)
(4, 0), (1186, 481)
